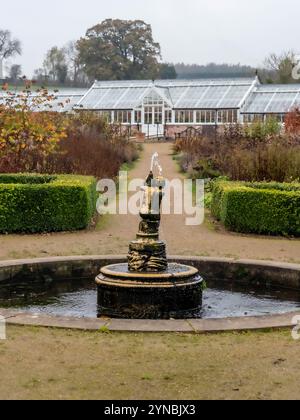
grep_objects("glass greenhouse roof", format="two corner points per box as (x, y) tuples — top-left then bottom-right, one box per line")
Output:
(0, 90), (85, 113)
(77, 78), (257, 110)
(36, 92), (85, 112)
(241, 85), (300, 114)
(2, 80), (300, 115)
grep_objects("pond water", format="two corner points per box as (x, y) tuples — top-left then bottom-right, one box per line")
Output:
(1, 278), (300, 319)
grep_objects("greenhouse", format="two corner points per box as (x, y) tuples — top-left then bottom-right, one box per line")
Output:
(241, 84), (300, 123)
(37, 91), (86, 113)
(75, 78), (258, 136)
(0, 90), (85, 113)
(2, 79), (300, 137)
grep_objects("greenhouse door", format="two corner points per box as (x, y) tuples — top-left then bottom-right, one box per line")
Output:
(142, 106), (164, 137)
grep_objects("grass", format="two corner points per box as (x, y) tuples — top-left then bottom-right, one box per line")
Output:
(172, 153), (185, 175)
(95, 214), (111, 231)
(120, 156), (141, 175)
(0, 325), (300, 400)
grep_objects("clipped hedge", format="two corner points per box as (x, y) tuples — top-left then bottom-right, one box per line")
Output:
(0, 174), (56, 185)
(0, 174), (97, 233)
(211, 180), (300, 236)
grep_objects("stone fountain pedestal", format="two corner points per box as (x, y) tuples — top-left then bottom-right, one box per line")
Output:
(96, 164), (204, 319)
(96, 263), (203, 319)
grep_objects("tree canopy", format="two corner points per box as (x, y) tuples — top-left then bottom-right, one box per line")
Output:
(9, 64), (22, 80)
(158, 63), (177, 80)
(43, 47), (68, 84)
(263, 51), (299, 84)
(77, 19), (162, 81)
(175, 62), (256, 79)
(0, 30), (22, 61)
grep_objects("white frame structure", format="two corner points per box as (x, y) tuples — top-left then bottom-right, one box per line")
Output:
(4, 78), (299, 130)
(75, 78), (262, 133)
(241, 84), (300, 122)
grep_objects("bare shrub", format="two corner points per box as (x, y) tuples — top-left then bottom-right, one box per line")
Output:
(175, 123), (300, 182)
(43, 113), (138, 179)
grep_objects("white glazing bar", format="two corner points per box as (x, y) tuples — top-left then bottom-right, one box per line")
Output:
(216, 84), (234, 108)
(113, 87), (131, 109)
(74, 82), (96, 108)
(194, 83), (213, 108)
(264, 89), (279, 113)
(171, 110), (175, 124)
(93, 88), (111, 109)
(153, 86), (173, 108)
(237, 109), (243, 123)
(137, 87), (151, 108)
(174, 86), (191, 108)
(238, 78), (259, 109)
(289, 91), (300, 111)
(258, 89), (300, 94)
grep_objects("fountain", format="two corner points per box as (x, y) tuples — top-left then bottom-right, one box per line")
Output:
(96, 153), (204, 319)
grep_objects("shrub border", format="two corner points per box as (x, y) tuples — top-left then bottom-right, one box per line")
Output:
(0, 174), (97, 233)
(211, 180), (300, 236)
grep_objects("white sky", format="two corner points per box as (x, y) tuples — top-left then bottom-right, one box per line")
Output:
(2, 0), (300, 77)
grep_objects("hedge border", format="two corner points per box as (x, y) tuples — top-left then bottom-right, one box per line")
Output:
(0, 174), (97, 233)
(211, 180), (300, 236)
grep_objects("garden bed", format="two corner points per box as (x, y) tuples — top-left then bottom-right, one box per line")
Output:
(211, 180), (300, 236)
(0, 174), (97, 233)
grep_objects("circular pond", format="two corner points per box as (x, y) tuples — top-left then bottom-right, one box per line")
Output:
(0, 256), (300, 322)
(1, 278), (300, 319)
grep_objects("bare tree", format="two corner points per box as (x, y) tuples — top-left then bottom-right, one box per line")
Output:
(43, 46), (68, 84)
(264, 51), (298, 83)
(63, 41), (81, 85)
(0, 30), (22, 78)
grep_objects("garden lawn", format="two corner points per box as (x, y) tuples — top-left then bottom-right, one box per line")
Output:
(0, 326), (299, 400)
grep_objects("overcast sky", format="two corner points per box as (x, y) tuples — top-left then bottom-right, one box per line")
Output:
(3, 0), (300, 76)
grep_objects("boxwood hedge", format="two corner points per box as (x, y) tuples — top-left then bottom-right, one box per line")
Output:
(0, 174), (97, 233)
(211, 180), (300, 236)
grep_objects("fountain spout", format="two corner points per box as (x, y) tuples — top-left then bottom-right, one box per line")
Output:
(150, 152), (163, 176)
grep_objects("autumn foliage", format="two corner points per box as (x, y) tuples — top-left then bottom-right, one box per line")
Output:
(0, 82), (67, 172)
(285, 108), (300, 135)
(0, 82), (138, 177)
(44, 113), (139, 179)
